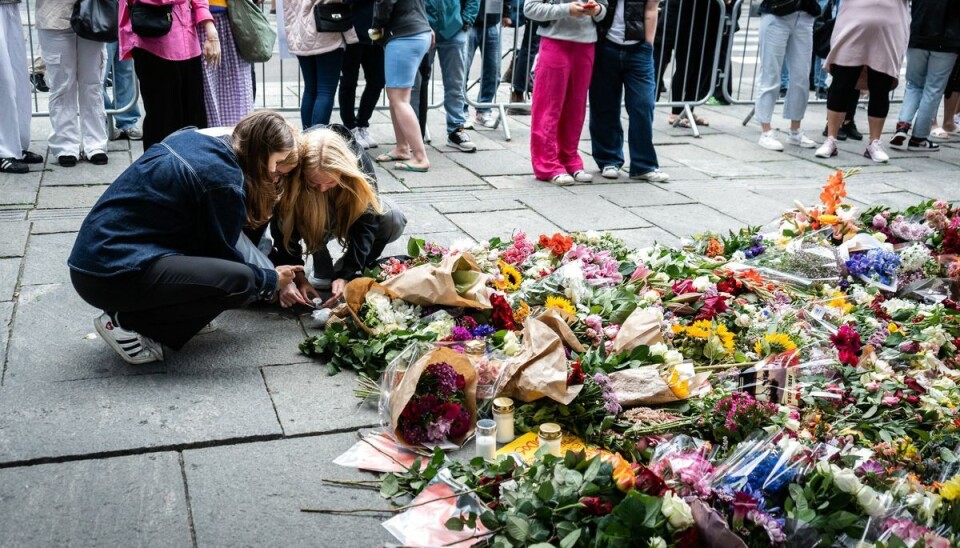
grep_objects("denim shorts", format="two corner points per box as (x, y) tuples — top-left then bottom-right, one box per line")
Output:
(384, 31), (431, 88)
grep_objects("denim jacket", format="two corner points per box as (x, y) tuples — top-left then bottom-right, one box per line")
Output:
(68, 129), (279, 300)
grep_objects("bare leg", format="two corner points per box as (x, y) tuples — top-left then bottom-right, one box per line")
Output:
(386, 87), (429, 169)
(944, 92), (960, 132)
(825, 109), (846, 139)
(867, 115), (884, 142)
(384, 88), (412, 160)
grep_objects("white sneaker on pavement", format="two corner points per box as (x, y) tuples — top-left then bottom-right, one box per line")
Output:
(630, 169), (671, 182)
(351, 127), (369, 149)
(758, 130), (785, 151)
(572, 170), (593, 183)
(815, 137), (838, 158)
(475, 111), (497, 128)
(462, 117), (474, 130)
(601, 166), (621, 179)
(198, 321), (217, 335)
(549, 174), (575, 186)
(864, 139), (890, 163)
(786, 130), (816, 148)
(94, 313), (164, 364)
(358, 127), (378, 148)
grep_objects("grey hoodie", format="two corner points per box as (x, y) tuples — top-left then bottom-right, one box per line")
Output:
(523, 0), (607, 43)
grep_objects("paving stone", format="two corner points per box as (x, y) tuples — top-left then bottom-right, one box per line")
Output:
(690, 137), (788, 163)
(40, 151), (130, 186)
(184, 433), (394, 548)
(0, 222), (30, 258)
(678, 188), (794, 226)
(0, 301), (11, 374)
(483, 175), (544, 190)
(745, 159), (837, 179)
(848, 191), (932, 210)
(384, 156), (488, 189)
(372, 165), (410, 194)
(0, 170), (40, 206)
(395, 202), (459, 234)
(656, 144), (773, 178)
(36, 185), (108, 210)
(518, 195), (652, 232)
(878, 172), (960, 200)
(579, 185), (696, 207)
(607, 227), (680, 249)
(448, 150), (534, 176)
(0, 258), (19, 302)
(21, 231), (76, 286)
(448, 208), (562, 242)
(0, 367), (281, 463)
(0, 453), (192, 548)
(262, 363), (380, 435)
(432, 198), (526, 214)
(628, 203), (743, 236)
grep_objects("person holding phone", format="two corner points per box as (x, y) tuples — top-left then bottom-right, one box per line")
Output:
(524, 0), (607, 185)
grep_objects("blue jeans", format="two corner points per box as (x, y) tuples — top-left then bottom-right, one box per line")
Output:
(103, 41), (140, 130)
(811, 0), (834, 90)
(464, 22), (501, 114)
(589, 41), (659, 176)
(426, 30), (468, 134)
(898, 48), (960, 139)
(297, 50), (344, 128)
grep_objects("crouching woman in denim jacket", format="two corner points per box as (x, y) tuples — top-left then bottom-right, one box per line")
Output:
(68, 111), (301, 365)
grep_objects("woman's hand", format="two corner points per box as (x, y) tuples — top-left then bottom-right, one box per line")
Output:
(275, 265), (304, 288)
(581, 2), (601, 16)
(203, 22), (222, 70)
(322, 278), (347, 308)
(278, 282), (310, 308)
(298, 279), (321, 303)
(568, 2), (587, 16)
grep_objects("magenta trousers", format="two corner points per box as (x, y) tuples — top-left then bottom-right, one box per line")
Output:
(530, 37), (595, 180)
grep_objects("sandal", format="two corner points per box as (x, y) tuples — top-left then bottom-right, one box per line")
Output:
(394, 162), (429, 173)
(375, 152), (409, 162)
(929, 127), (951, 141)
(667, 116), (692, 129)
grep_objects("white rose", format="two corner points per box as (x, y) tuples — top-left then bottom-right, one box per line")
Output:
(832, 467), (862, 494)
(815, 460), (832, 478)
(643, 290), (661, 304)
(785, 418), (801, 431)
(648, 537), (667, 548)
(653, 272), (670, 283)
(735, 314), (752, 328)
(856, 486), (884, 517)
(664, 350), (684, 366)
(649, 343), (669, 357)
(692, 276), (711, 292)
(660, 492), (694, 530)
(502, 332), (521, 356)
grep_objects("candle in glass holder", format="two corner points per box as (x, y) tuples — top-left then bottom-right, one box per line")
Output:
(538, 423), (562, 457)
(475, 419), (497, 459)
(492, 397), (515, 443)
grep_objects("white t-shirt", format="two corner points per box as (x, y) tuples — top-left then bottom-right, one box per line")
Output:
(606, 0), (640, 46)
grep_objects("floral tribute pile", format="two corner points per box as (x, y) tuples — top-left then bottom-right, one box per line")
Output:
(301, 170), (960, 547)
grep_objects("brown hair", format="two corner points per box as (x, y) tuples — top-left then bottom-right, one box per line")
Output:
(231, 111), (299, 229)
(278, 128), (382, 253)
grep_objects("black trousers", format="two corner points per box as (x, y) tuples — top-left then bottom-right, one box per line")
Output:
(828, 64), (894, 119)
(339, 42), (385, 129)
(71, 256), (261, 350)
(654, 0), (723, 115)
(132, 49), (207, 150)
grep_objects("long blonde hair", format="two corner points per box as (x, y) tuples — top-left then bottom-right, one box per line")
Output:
(279, 128), (382, 253)
(231, 111), (299, 229)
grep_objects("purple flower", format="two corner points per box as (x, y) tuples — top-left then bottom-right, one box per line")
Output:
(472, 324), (496, 338)
(425, 362), (466, 396)
(450, 326), (473, 342)
(857, 460), (884, 477)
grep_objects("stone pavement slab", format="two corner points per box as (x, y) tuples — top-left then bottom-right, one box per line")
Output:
(0, 452), (192, 548)
(36, 184), (108, 210)
(448, 150), (535, 176)
(579, 184), (697, 207)
(20, 231), (75, 286)
(40, 151), (131, 186)
(0, 302), (11, 372)
(629, 203), (744, 237)
(0, 258), (19, 302)
(0, 222), (30, 258)
(184, 433), (394, 547)
(656, 144), (774, 178)
(261, 363), (379, 436)
(448, 208), (562, 242)
(0, 367), (281, 464)
(0, 170), (41, 206)
(518, 195), (652, 232)
(28, 207), (88, 234)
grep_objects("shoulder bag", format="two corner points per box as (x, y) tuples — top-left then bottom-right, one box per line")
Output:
(70, 0), (119, 41)
(764, 0), (799, 16)
(313, 1), (354, 33)
(228, 0), (277, 63)
(812, 0), (835, 59)
(128, 0), (174, 37)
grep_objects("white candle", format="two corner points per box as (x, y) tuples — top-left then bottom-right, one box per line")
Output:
(492, 397), (515, 444)
(476, 435), (497, 459)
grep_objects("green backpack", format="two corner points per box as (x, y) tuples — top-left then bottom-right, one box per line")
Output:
(227, 0), (277, 63)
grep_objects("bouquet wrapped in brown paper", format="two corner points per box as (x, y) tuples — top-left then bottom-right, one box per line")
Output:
(341, 278), (404, 335)
(384, 347), (478, 449)
(610, 306), (665, 354)
(608, 364), (710, 407)
(383, 253), (493, 309)
(497, 309), (585, 405)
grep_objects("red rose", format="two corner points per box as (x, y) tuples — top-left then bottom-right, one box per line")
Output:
(716, 277), (743, 296)
(490, 293), (517, 331)
(579, 496), (614, 516)
(695, 295), (729, 321)
(567, 359), (585, 386)
(632, 463), (668, 496)
(448, 408), (471, 438)
(904, 377), (926, 395)
(672, 279), (694, 295)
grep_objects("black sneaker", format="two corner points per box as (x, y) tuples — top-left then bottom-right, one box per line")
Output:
(779, 87), (788, 99)
(447, 128), (477, 152)
(88, 153), (109, 165)
(908, 137), (940, 152)
(0, 157), (29, 174)
(823, 124), (847, 141)
(21, 150), (43, 164)
(29, 72), (49, 93)
(58, 155), (78, 167)
(840, 121), (864, 141)
(889, 122), (911, 150)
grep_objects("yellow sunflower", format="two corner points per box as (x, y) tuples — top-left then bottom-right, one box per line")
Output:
(545, 295), (576, 316)
(754, 332), (797, 356)
(513, 300), (530, 324)
(716, 324), (736, 350)
(941, 475), (960, 502)
(494, 261), (522, 292)
(685, 320), (713, 340)
(826, 291), (852, 314)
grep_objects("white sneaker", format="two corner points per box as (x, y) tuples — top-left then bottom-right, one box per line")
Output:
(630, 169), (671, 182)
(758, 130), (784, 151)
(462, 117), (475, 130)
(198, 321), (217, 335)
(358, 127), (378, 149)
(864, 139), (890, 163)
(351, 127), (368, 149)
(94, 313), (164, 364)
(601, 166), (621, 179)
(786, 130), (816, 148)
(572, 170), (593, 183)
(475, 111), (497, 128)
(815, 137), (838, 158)
(549, 174), (575, 186)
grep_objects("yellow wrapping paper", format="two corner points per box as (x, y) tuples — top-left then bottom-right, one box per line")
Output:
(497, 310), (585, 405)
(383, 253), (493, 309)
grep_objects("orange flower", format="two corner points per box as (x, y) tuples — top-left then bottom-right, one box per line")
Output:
(705, 238), (725, 258)
(539, 233), (573, 256)
(596, 451), (637, 493)
(819, 170), (847, 215)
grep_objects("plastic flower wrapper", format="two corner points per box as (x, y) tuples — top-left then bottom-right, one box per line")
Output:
(897, 277), (954, 305)
(382, 468), (490, 547)
(648, 435), (714, 498)
(742, 228), (843, 290)
(332, 432), (435, 473)
(514, 261), (589, 307)
(374, 341), (433, 419)
(710, 431), (810, 507)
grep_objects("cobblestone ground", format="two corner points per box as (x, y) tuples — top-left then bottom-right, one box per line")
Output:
(1, 99), (959, 546)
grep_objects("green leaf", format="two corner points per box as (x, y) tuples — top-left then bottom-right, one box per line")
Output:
(479, 510), (500, 530)
(942, 448), (958, 463)
(505, 516), (530, 542)
(379, 473), (399, 498)
(863, 405), (878, 420)
(582, 456), (602, 484)
(445, 517), (464, 531)
(527, 544), (555, 548)
(407, 237), (426, 257)
(559, 528), (582, 548)
(537, 481), (555, 502)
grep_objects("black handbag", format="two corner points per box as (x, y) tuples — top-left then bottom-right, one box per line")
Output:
(812, 0), (835, 58)
(70, 0), (118, 42)
(313, 1), (354, 33)
(765, 0), (799, 16)
(129, 0), (174, 38)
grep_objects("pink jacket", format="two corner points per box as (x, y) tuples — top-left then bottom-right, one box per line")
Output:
(119, 0), (213, 61)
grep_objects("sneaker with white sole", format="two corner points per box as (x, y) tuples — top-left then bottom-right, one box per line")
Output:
(125, 127), (143, 141)
(549, 173), (575, 186)
(864, 139), (890, 163)
(475, 111), (497, 128)
(94, 313), (164, 364)
(358, 127), (378, 148)
(572, 170), (593, 183)
(462, 117), (474, 130)
(447, 128), (477, 152)
(889, 122), (910, 150)
(198, 321), (217, 335)
(351, 127), (369, 149)
(630, 169), (671, 182)
(907, 137), (940, 152)
(600, 166), (621, 179)
(786, 130), (816, 148)
(815, 137), (838, 158)
(758, 130), (785, 151)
